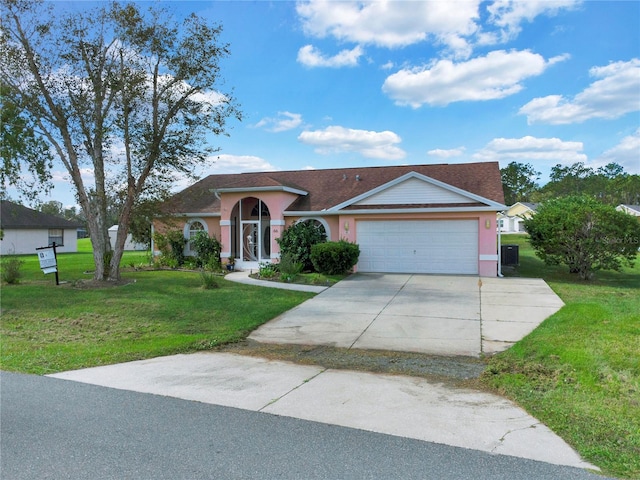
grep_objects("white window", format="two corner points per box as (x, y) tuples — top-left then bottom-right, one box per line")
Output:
(48, 229), (64, 246)
(188, 221), (205, 254)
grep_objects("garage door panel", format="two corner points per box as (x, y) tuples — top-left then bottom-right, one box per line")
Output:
(357, 220), (478, 274)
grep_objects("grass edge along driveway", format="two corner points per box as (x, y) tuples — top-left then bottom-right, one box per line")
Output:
(482, 234), (639, 479)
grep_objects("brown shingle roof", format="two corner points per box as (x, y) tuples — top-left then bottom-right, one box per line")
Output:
(0, 200), (83, 229)
(161, 162), (505, 214)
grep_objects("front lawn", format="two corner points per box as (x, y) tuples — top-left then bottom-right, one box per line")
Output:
(0, 247), (314, 374)
(484, 234), (639, 479)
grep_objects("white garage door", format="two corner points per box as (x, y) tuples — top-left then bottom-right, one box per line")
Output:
(357, 220), (478, 274)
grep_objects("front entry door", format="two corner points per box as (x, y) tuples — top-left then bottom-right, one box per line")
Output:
(242, 221), (259, 261)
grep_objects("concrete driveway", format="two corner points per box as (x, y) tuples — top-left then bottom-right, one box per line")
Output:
(48, 273), (597, 471)
(249, 273), (565, 357)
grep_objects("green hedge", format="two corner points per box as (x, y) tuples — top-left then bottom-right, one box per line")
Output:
(310, 240), (360, 275)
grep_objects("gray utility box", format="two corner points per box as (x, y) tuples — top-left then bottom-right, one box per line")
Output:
(501, 244), (519, 266)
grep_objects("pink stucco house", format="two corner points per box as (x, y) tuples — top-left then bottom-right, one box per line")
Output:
(154, 162), (506, 276)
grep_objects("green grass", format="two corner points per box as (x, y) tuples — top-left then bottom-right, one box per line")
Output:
(0, 247), (314, 374)
(485, 234), (640, 479)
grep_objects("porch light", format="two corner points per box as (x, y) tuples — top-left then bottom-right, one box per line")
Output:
(485, 219), (491, 229)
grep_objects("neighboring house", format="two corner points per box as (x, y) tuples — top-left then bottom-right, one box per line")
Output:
(108, 225), (147, 251)
(616, 204), (640, 218)
(499, 202), (538, 233)
(154, 162), (506, 276)
(0, 200), (82, 255)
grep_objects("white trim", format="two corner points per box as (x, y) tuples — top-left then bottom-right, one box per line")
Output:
(479, 254), (499, 261)
(328, 171), (505, 211)
(221, 251), (231, 258)
(220, 220), (231, 226)
(284, 206), (504, 216)
(271, 219), (286, 226)
(215, 186), (308, 196)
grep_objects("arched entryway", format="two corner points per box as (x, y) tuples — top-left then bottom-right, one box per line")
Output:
(229, 197), (271, 263)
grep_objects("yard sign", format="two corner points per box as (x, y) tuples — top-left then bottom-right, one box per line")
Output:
(36, 244), (59, 285)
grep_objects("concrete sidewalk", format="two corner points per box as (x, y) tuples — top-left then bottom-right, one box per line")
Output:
(249, 273), (564, 356)
(50, 352), (597, 471)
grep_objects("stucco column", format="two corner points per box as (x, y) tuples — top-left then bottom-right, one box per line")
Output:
(271, 220), (285, 260)
(478, 213), (499, 277)
(219, 219), (231, 259)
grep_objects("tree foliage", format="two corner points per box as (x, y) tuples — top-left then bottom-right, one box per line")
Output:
(0, 82), (53, 202)
(537, 162), (639, 206)
(524, 195), (640, 280)
(0, 0), (241, 281)
(500, 161), (540, 205)
(500, 161), (639, 207)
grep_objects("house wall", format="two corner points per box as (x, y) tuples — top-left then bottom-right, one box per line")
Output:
(152, 216), (221, 256)
(0, 228), (78, 255)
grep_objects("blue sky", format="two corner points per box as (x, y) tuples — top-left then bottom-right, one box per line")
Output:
(36, 1), (640, 207)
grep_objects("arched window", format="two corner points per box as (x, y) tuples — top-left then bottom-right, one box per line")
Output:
(187, 220), (206, 255)
(297, 218), (330, 240)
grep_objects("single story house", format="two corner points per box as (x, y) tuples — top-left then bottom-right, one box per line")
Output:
(616, 204), (640, 217)
(0, 200), (83, 255)
(499, 202), (538, 233)
(154, 162), (507, 276)
(108, 225), (147, 251)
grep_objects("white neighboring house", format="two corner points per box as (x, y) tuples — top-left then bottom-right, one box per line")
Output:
(499, 202), (539, 233)
(0, 200), (82, 255)
(108, 225), (147, 251)
(616, 204), (640, 217)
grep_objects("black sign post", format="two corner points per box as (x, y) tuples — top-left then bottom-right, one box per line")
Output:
(36, 242), (59, 285)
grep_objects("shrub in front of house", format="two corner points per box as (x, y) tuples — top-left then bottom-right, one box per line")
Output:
(1, 255), (24, 284)
(278, 252), (304, 282)
(310, 240), (360, 275)
(277, 221), (327, 271)
(191, 231), (222, 269)
(153, 230), (187, 267)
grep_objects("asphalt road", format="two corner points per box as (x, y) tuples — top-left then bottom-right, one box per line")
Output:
(1, 372), (606, 480)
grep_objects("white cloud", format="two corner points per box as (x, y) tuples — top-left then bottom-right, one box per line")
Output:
(473, 136), (587, 165)
(383, 50), (568, 107)
(298, 125), (406, 160)
(170, 154), (277, 192)
(519, 58), (640, 124)
(254, 112), (304, 132)
(296, 0), (579, 59)
(208, 154), (277, 174)
(484, 0), (581, 44)
(297, 44), (364, 68)
(593, 129), (640, 174)
(296, 0), (479, 55)
(297, 0), (479, 48)
(427, 147), (466, 158)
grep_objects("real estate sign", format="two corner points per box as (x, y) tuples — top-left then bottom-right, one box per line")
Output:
(37, 246), (57, 274)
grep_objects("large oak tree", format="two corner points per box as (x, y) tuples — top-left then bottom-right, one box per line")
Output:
(0, 0), (241, 280)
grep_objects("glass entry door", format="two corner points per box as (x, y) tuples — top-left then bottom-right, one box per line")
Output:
(242, 221), (259, 261)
